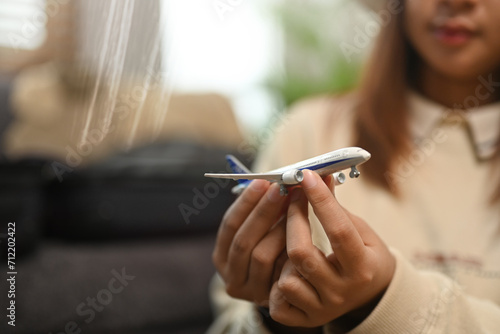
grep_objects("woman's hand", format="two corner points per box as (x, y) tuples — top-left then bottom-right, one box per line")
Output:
(212, 179), (290, 307)
(269, 170), (396, 328)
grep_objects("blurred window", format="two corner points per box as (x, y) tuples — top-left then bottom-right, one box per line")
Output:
(161, 0), (281, 133)
(0, 0), (47, 50)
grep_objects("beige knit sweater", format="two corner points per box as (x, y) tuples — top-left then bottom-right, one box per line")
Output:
(208, 92), (500, 334)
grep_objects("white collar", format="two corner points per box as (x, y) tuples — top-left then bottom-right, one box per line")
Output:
(408, 91), (500, 160)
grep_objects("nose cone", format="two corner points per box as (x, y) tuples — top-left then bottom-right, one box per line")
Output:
(362, 149), (371, 161)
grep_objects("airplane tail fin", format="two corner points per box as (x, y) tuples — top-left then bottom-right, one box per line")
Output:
(226, 155), (251, 184)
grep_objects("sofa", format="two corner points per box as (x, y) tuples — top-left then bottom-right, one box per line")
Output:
(0, 65), (250, 333)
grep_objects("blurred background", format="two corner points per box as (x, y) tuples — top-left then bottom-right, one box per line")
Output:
(0, 0), (374, 333)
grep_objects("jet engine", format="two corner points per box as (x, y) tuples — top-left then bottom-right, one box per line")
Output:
(281, 169), (304, 185)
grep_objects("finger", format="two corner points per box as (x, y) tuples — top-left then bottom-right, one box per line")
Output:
(247, 215), (287, 305)
(276, 260), (322, 312)
(301, 170), (365, 271)
(286, 188), (338, 288)
(269, 275), (308, 327)
(213, 179), (269, 269)
(272, 250), (288, 283)
(322, 174), (334, 193)
(226, 183), (288, 285)
(343, 208), (380, 246)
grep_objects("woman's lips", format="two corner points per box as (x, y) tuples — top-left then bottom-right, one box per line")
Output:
(431, 14), (478, 47)
(432, 16), (477, 47)
(434, 27), (474, 46)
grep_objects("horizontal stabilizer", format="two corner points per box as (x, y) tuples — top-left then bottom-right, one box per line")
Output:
(225, 155), (251, 184)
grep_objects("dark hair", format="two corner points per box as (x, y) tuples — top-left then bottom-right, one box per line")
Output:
(355, 5), (411, 195)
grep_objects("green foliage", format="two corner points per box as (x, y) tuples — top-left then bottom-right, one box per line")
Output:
(267, 60), (361, 107)
(267, 0), (365, 107)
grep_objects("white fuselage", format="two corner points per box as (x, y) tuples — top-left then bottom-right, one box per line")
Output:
(270, 147), (371, 177)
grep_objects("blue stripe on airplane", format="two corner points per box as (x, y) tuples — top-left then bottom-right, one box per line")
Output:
(299, 158), (351, 171)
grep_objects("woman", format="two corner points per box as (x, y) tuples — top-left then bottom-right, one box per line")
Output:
(209, 0), (500, 332)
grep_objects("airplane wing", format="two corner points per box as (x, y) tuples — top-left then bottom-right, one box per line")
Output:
(204, 173), (283, 182)
(206, 168), (304, 185)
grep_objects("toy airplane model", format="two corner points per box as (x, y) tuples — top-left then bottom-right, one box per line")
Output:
(204, 147), (371, 196)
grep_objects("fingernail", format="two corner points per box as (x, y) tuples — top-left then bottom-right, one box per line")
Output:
(301, 170), (317, 189)
(267, 183), (282, 202)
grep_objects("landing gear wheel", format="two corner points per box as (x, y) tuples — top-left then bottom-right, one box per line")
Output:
(279, 185), (289, 196)
(349, 166), (360, 178)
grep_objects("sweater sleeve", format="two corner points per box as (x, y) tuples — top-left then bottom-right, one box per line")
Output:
(207, 275), (273, 334)
(324, 249), (500, 334)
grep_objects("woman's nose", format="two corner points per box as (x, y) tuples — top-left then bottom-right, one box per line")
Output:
(438, 0), (478, 14)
